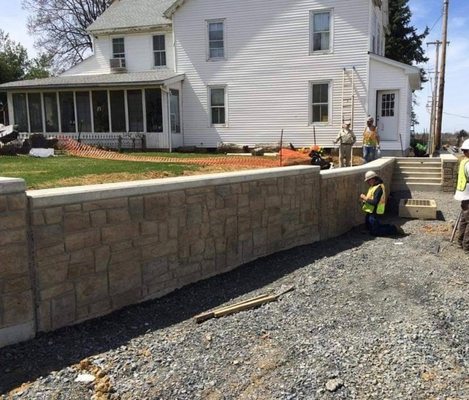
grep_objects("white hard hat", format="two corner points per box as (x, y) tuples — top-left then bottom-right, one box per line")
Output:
(461, 139), (469, 151)
(364, 170), (378, 182)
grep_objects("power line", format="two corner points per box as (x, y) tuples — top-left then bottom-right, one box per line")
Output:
(428, 14), (443, 33)
(443, 112), (469, 119)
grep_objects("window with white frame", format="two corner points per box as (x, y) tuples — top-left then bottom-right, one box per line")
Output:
(310, 11), (331, 52)
(209, 86), (226, 125)
(311, 83), (329, 123)
(207, 20), (225, 59)
(112, 37), (126, 66)
(153, 35), (166, 67)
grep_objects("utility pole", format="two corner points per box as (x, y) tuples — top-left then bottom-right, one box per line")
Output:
(427, 40), (441, 155)
(435, 0), (449, 150)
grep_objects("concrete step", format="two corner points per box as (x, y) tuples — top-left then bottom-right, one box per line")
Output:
(394, 171), (441, 179)
(391, 182), (442, 192)
(394, 157), (441, 162)
(394, 166), (441, 172)
(393, 176), (442, 184)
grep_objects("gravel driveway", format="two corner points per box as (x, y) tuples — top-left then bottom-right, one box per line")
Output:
(1, 190), (467, 400)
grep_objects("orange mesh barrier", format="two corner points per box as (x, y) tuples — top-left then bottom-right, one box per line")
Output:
(57, 138), (281, 168)
(279, 148), (311, 166)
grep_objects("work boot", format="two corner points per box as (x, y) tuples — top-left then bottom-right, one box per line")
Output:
(395, 226), (406, 236)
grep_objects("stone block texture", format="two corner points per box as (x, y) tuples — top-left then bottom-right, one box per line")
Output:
(27, 168), (321, 333)
(0, 161), (396, 347)
(442, 157), (458, 193)
(0, 179), (34, 347)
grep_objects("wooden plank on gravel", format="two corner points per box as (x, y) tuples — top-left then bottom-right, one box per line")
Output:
(194, 285), (294, 323)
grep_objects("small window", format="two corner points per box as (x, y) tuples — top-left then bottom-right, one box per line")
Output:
(208, 20), (225, 59)
(153, 35), (166, 67)
(112, 38), (126, 67)
(311, 83), (329, 123)
(310, 11), (331, 52)
(209, 87), (226, 125)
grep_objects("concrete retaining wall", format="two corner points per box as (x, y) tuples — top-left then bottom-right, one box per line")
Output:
(0, 158), (394, 347)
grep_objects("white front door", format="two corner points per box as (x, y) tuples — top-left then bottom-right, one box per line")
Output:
(376, 90), (399, 141)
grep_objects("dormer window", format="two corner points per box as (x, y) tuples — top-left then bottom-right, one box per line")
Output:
(207, 20), (225, 60)
(310, 10), (332, 53)
(153, 35), (166, 67)
(112, 37), (126, 67)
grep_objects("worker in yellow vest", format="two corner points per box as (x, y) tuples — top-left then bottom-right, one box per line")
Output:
(360, 170), (403, 236)
(454, 139), (469, 253)
(362, 117), (380, 163)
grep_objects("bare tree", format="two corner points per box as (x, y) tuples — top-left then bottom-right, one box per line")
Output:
(22, 0), (111, 72)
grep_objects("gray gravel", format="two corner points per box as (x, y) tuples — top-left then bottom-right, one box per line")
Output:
(1, 190), (468, 399)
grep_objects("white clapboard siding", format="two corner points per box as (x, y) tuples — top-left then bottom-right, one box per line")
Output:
(369, 57), (413, 150)
(63, 32), (175, 76)
(174, 0), (375, 148)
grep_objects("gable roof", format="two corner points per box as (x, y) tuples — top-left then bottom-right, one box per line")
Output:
(369, 53), (421, 90)
(88, 0), (175, 34)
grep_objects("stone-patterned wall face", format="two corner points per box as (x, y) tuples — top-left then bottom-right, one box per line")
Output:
(0, 161), (395, 346)
(28, 168), (320, 332)
(441, 155), (459, 193)
(0, 179), (35, 347)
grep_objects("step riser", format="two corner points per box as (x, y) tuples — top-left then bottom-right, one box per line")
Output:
(394, 174), (441, 179)
(391, 183), (442, 192)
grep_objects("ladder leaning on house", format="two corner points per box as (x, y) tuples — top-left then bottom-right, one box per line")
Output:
(340, 66), (356, 129)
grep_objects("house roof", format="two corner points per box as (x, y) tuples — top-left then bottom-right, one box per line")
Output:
(0, 70), (184, 90)
(369, 53), (421, 90)
(87, 0), (175, 34)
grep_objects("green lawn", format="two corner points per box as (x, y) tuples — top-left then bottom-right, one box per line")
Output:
(0, 154), (204, 189)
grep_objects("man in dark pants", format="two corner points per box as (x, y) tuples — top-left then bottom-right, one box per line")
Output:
(360, 170), (402, 236)
(454, 139), (469, 253)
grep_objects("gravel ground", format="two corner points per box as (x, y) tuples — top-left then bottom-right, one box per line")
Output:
(1, 190), (468, 400)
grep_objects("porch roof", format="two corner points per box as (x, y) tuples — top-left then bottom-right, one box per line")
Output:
(0, 70), (184, 91)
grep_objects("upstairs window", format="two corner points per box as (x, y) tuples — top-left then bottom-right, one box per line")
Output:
(112, 37), (126, 67)
(209, 86), (226, 125)
(311, 82), (329, 123)
(153, 35), (166, 67)
(207, 20), (225, 59)
(310, 11), (331, 53)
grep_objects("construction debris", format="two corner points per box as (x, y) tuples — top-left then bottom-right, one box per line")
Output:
(194, 285), (294, 323)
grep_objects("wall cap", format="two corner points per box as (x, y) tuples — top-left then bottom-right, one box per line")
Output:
(0, 177), (27, 194)
(27, 166), (320, 208)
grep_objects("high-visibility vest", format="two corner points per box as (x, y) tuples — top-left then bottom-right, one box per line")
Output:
(363, 127), (379, 146)
(455, 158), (469, 201)
(362, 183), (386, 214)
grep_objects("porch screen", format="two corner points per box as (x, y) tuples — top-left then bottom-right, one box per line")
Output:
(76, 92), (91, 132)
(92, 91), (109, 132)
(145, 89), (162, 132)
(60, 92), (76, 133)
(12, 93), (28, 132)
(43, 92), (59, 132)
(127, 90), (143, 132)
(110, 90), (126, 132)
(28, 93), (43, 133)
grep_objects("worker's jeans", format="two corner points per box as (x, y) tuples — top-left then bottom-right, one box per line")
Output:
(363, 146), (376, 163)
(365, 214), (398, 236)
(339, 144), (353, 167)
(457, 200), (469, 252)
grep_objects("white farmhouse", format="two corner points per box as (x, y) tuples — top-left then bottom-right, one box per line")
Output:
(0, 0), (421, 154)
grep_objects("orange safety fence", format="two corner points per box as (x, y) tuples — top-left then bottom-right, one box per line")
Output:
(58, 137), (282, 168)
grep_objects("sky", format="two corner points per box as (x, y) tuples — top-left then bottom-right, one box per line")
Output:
(0, 0), (467, 133)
